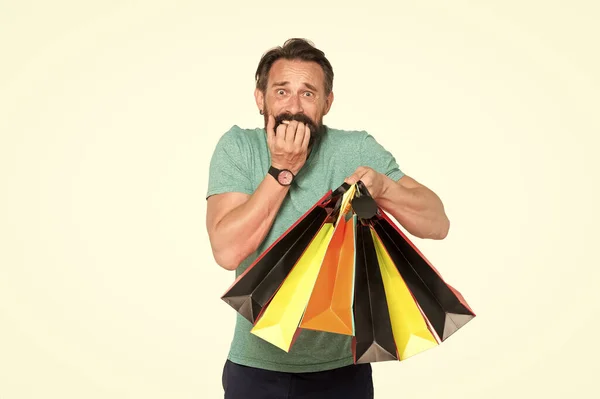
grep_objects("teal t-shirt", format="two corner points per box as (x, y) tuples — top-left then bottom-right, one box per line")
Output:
(206, 124), (405, 373)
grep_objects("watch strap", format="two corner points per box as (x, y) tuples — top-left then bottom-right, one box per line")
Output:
(268, 166), (280, 180)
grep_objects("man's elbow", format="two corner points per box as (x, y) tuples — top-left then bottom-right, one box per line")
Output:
(212, 242), (257, 271)
(434, 217), (450, 240)
(419, 217), (450, 240)
(213, 250), (241, 271)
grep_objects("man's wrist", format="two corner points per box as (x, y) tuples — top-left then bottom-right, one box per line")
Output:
(378, 173), (396, 200)
(268, 165), (295, 186)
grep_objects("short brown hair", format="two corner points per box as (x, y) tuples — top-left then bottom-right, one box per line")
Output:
(255, 38), (334, 95)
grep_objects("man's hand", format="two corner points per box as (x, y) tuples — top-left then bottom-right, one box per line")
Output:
(267, 114), (311, 175)
(345, 166), (388, 199)
(346, 167), (450, 240)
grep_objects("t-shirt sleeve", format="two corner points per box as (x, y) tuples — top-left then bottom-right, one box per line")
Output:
(206, 126), (255, 199)
(359, 132), (405, 181)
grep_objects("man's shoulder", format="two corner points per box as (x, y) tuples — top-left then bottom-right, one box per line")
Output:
(322, 126), (370, 145)
(219, 124), (264, 141)
(212, 125), (266, 155)
(325, 126), (368, 135)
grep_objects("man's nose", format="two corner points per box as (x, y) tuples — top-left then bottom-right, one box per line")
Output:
(285, 94), (304, 114)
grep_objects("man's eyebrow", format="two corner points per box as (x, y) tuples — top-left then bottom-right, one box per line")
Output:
(270, 81), (320, 92)
(303, 82), (318, 92)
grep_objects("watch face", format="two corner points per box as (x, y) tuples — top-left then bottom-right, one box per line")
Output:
(278, 170), (294, 185)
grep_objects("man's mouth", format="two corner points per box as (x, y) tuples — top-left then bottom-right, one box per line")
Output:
(274, 113), (317, 134)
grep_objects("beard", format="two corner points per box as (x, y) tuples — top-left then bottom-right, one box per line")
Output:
(263, 107), (326, 149)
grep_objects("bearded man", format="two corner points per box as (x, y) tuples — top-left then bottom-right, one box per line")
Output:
(206, 38), (450, 399)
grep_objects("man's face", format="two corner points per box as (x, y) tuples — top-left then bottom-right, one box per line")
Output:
(256, 59), (333, 145)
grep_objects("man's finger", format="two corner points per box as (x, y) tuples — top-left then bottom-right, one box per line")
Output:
(286, 120), (299, 144)
(276, 121), (288, 146)
(300, 123), (310, 149)
(345, 167), (370, 185)
(294, 122), (306, 146)
(345, 173), (358, 185)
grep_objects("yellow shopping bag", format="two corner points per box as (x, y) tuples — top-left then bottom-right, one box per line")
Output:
(371, 228), (439, 360)
(250, 222), (335, 352)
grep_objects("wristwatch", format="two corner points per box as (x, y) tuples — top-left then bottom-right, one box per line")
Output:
(268, 166), (295, 186)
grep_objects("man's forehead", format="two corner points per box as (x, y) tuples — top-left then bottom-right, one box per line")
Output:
(268, 59), (324, 88)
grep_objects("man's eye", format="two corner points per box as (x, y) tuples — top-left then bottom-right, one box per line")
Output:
(304, 92), (313, 97)
(277, 89), (285, 95)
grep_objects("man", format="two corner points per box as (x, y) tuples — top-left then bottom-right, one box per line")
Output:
(206, 38), (450, 399)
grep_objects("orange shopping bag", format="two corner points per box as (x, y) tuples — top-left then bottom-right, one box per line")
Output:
(299, 184), (357, 336)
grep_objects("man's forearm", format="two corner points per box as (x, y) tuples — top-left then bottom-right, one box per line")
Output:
(212, 176), (289, 270)
(377, 177), (450, 240)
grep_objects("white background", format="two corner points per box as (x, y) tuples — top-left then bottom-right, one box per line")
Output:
(1, 1), (599, 398)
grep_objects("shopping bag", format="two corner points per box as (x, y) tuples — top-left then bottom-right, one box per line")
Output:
(250, 222), (335, 352)
(299, 184), (357, 336)
(372, 210), (476, 341)
(251, 185), (358, 351)
(352, 220), (398, 363)
(220, 180), (475, 364)
(370, 227), (439, 360)
(220, 188), (345, 324)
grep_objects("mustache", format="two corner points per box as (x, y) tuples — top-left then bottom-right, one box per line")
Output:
(274, 113), (318, 134)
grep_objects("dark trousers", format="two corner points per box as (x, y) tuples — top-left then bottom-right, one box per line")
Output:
(222, 359), (374, 399)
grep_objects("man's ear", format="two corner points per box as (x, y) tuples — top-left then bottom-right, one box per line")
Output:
(254, 88), (265, 114)
(323, 91), (334, 115)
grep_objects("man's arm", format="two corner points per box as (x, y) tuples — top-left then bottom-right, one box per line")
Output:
(377, 174), (450, 240)
(206, 176), (290, 271)
(345, 132), (449, 240)
(345, 167), (449, 240)
(206, 117), (312, 271)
